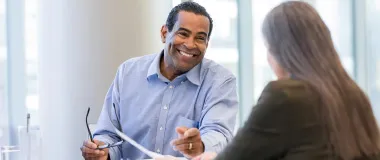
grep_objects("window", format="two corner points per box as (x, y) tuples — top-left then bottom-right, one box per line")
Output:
(251, 0), (283, 102)
(172, 0), (239, 76)
(366, 0), (380, 119)
(314, 0), (353, 76)
(251, 0), (354, 102)
(0, 0), (39, 150)
(191, 0), (239, 77)
(0, 0), (7, 146)
(25, 0), (39, 125)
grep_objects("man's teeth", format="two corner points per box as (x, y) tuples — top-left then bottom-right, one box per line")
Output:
(180, 51), (194, 57)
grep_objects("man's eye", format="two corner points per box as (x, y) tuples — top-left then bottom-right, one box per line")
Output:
(197, 37), (206, 41)
(179, 32), (188, 37)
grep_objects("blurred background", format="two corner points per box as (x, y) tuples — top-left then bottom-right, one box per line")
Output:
(0, 0), (379, 159)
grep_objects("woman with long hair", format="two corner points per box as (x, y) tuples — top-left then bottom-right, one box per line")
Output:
(196, 1), (380, 160)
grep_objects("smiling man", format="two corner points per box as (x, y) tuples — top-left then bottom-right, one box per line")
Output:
(80, 1), (238, 160)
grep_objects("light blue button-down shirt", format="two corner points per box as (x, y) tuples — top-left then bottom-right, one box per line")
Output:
(93, 52), (238, 160)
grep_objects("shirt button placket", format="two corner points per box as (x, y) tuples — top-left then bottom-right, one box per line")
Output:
(154, 83), (175, 154)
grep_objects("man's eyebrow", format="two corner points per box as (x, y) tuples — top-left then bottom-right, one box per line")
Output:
(178, 27), (191, 33)
(178, 27), (208, 37)
(197, 32), (208, 37)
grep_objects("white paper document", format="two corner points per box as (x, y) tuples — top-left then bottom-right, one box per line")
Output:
(108, 104), (185, 160)
(114, 129), (165, 159)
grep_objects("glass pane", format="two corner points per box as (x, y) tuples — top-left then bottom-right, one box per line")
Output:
(251, 0), (353, 101)
(193, 0), (238, 76)
(172, 0), (239, 76)
(0, 0), (8, 146)
(25, 0), (39, 125)
(366, 0), (380, 120)
(314, 0), (353, 77)
(252, 0), (283, 102)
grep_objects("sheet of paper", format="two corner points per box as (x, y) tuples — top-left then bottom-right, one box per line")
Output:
(144, 158), (188, 160)
(114, 129), (164, 159)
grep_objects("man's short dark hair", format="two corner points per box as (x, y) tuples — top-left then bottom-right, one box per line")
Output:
(166, 1), (213, 38)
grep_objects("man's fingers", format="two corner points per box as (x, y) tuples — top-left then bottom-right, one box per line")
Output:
(173, 141), (202, 152)
(171, 135), (201, 146)
(81, 140), (107, 159)
(93, 139), (105, 145)
(176, 127), (188, 135)
(81, 145), (100, 154)
(83, 140), (98, 149)
(174, 143), (190, 151)
(81, 147), (107, 158)
(172, 128), (200, 146)
(184, 128), (199, 138)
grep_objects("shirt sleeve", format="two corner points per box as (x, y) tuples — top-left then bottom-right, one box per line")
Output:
(199, 76), (239, 153)
(93, 64), (125, 160)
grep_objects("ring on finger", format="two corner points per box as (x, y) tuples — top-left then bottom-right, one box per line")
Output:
(189, 142), (193, 150)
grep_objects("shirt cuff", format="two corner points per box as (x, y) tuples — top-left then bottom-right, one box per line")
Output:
(94, 135), (121, 160)
(201, 132), (226, 153)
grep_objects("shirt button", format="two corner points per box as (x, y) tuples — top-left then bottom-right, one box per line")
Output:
(163, 105), (168, 110)
(159, 126), (163, 130)
(181, 81), (184, 84)
(156, 149), (160, 153)
(169, 85), (174, 89)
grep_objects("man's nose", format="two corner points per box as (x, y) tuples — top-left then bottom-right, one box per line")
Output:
(184, 38), (196, 49)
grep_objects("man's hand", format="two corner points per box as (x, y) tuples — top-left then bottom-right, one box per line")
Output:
(171, 127), (204, 158)
(80, 139), (109, 160)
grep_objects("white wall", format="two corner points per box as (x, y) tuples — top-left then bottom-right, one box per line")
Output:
(38, 0), (171, 159)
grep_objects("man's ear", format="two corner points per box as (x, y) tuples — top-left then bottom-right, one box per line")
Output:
(160, 25), (168, 43)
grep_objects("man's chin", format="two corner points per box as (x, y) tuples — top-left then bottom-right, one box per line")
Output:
(174, 66), (193, 74)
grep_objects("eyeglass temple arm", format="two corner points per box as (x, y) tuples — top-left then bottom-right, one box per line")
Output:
(86, 107), (94, 142)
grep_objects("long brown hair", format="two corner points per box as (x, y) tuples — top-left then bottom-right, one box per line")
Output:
(262, 1), (380, 159)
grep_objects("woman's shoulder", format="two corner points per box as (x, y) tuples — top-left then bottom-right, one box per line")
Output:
(256, 79), (320, 120)
(251, 79), (322, 131)
(264, 79), (310, 91)
(262, 79), (318, 102)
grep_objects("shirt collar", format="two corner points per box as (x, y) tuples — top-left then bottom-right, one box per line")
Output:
(146, 51), (162, 79)
(185, 62), (201, 86)
(146, 50), (202, 86)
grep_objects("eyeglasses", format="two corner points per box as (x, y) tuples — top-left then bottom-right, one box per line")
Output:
(86, 103), (124, 149)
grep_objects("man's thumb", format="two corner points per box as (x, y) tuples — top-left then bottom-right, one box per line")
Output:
(93, 139), (105, 145)
(176, 126), (188, 134)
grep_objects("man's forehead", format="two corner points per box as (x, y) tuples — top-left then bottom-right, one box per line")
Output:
(174, 11), (210, 32)
(176, 11), (209, 23)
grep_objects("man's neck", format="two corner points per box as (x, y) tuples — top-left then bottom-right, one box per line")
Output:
(160, 56), (179, 81)
(160, 68), (177, 81)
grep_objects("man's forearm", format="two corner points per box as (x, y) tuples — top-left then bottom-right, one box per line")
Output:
(201, 131), (229, 153)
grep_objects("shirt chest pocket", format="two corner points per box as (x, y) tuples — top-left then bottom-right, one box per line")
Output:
(177, 116), (198, 129)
